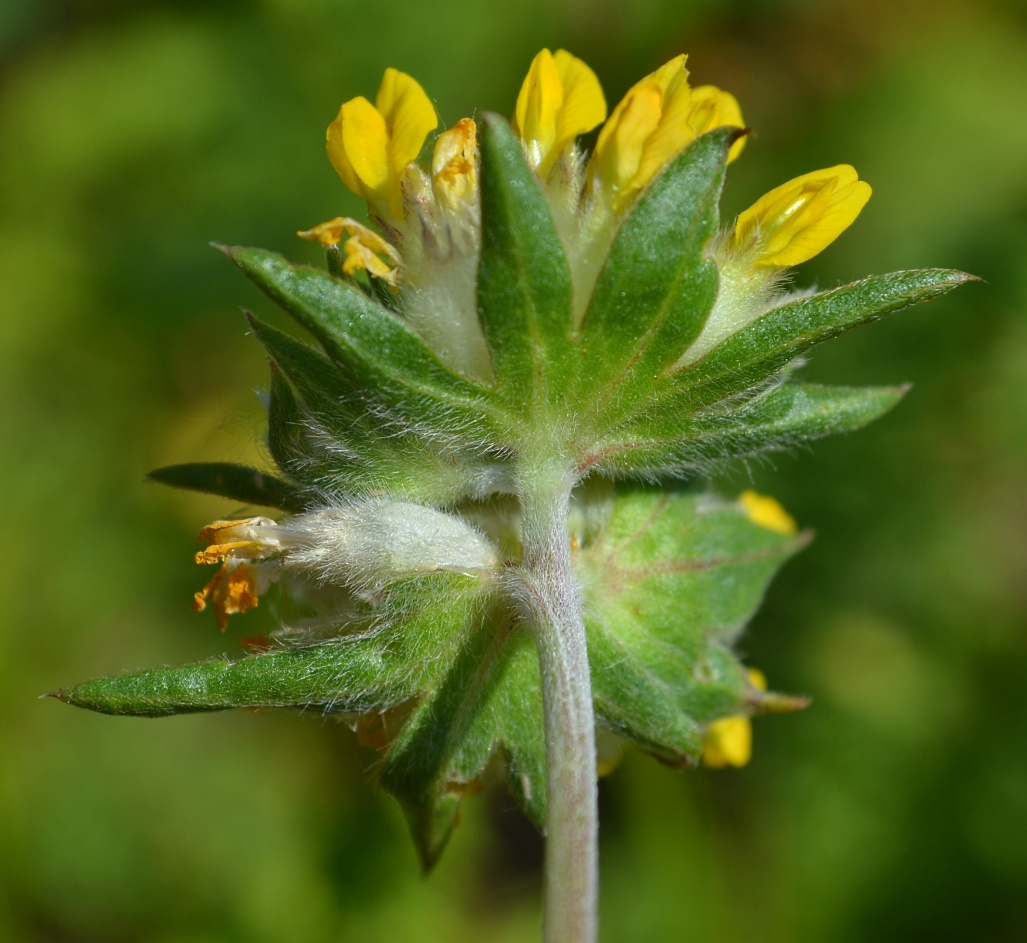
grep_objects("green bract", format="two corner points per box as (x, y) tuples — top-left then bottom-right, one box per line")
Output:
(54, 116), (969, 868)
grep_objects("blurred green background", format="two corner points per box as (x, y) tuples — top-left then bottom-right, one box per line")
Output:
(2, 0), (1026, 940)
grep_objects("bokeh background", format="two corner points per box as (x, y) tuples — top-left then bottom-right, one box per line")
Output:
(2, 0), (1026, 940)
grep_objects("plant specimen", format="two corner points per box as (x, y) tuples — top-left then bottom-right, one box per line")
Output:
(53, 49), (969, 943)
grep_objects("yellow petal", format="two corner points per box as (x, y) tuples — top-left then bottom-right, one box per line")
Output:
(644, 53), (689, 95)
(592, 81), (663, 197)
(702, 715), (752, 768)
(513, 49), (564, 169)
(550, 49), (607, 156)
(734, 165), (872, 267)
(630, 70), (695, 197)
(514, 49), (605, 175)
(375, 67), (438, 180)
(739, 490), (798, 536)
(327, 95), (390, 201)
(702, 668), (768, 768)
(688, 85), (746, 162)
(592, 54), (696, 206)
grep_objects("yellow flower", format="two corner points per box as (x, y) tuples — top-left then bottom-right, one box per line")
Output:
(590, 55), (745, 209)
(732, 165), (872, 267)
(702, 669), (767, 769)
(739, 490), (798, 536)
(326, 68), (438, 217)
(298, 216), (402, 287)
(512, 48), (607, 176)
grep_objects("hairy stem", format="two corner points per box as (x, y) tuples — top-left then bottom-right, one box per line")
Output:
(517, 460), (598, 943)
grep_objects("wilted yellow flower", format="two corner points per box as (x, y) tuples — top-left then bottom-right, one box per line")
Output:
(739, 490), (798, 536)
(326, 68), (438, 217)
(431, 117), (479, 212)
(589, 55), (745, 209)
(298, 216), (402, 287)
(512, 48), (606, 176)
(732, 165), (872, 267)
(192, 518), (282, 631)
(702, 669), (767, 769)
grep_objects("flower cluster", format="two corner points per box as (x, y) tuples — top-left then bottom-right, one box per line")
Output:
(298, 48), (869, 376)
(190, 49), (874, 768)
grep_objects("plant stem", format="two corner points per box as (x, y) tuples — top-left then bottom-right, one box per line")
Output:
(518, 461), (598, 943)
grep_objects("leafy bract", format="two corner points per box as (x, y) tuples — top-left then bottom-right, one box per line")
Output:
(592, 383), (908, 476)
(477, 114), (576, 417)
(53, 488), (803, 862)
(577, 128), (736, 427)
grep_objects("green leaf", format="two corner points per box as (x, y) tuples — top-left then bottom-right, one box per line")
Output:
(52, 573), (487, 717)
(147, 462), (307, 512)
(477, 114), (575, 416)
(380, 600), (546, 868)
(249, 315), (486, 503)
(672, 268), (972, 411)
(228, 246), (501, 435)
(577, 128), (737, 428)
(592, 382), (907, 476)
(578, 488), (808, 764)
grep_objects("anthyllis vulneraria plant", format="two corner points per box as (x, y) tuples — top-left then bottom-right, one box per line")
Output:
(53, 49), (970, 943)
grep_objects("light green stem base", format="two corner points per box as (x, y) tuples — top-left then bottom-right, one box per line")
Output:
(518, 462), (598, 943)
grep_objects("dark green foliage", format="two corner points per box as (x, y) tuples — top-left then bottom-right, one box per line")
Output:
(577, 128), (737, 426)
(477, 115), (576, 415)
(147, 462), (306, 512)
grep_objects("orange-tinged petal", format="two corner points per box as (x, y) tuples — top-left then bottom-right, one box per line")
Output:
(734, 165), (871, 267)
(193, 562), (262, 631)
(432, 117), (478, 209)
(299, 217), (401, 285)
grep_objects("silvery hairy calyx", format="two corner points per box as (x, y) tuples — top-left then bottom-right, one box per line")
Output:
(53, 49), (969, 943)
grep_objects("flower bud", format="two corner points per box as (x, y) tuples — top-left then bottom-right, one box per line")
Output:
(732, 165), (872, 267)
